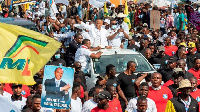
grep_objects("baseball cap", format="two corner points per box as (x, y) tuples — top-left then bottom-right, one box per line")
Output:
(172, 68), (184, 78)
(180, 42), (186, 47)
(97, 91), (111, 100)
(158, 46), (165, 52)
(188, 42), (196, 48)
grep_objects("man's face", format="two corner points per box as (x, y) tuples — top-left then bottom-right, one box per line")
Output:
(179, 51), (187, 59)
(69, 19), (76, 30)
(13, 86), (22, 96)
(173, 76), (183, 85)
(54, 68), (63, 80)
(190, 78), (197, 90)
(159, 51), (165, 57)
(75, 63), (82, 72)
(197, 44), (200, 52)
(32, 98), (41, 111)
(177, 62), (186, 71)
(145, 50), (151, 59)
(180, 87), (192, 96)
(85, 41), (91, 48)
(169, 62), (177, 69)
(130, 63), (136, 73)
(110, 20), (117, 27)
(109, 67), (116, 77)
(137, 100), (148, 112)
(108, 86), (117, 98)
(97, 78), (107, 86)
(194, 59), (200, 70)
(151, 73), (162, 88)
(36, 84), (42, 95)
(139, 86), (149, 97)
(188, 47), (195, 54)
(164, 37), (171, 46)
(175, 40), (181, 47)
(75, 35), (83, 44)
(95, 20), (103, 29)
(97, 98), (108, 109)
(149, 46), (155, 53)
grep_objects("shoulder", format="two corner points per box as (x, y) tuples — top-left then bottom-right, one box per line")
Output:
(162, 86), (171, 91)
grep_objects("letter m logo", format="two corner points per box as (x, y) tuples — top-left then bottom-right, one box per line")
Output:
(0, 58), (26, 70)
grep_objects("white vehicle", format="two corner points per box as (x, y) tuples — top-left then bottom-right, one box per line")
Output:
(86, 48), (156, 91)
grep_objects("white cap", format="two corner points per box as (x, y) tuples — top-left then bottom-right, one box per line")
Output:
(110, 4), (115, 8)
(35, 6), (39, 8)
(104, 19), (110, 24)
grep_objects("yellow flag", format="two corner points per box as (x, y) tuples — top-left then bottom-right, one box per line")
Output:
(0, 22), (61, 85)
(104, 2), (109, 17)
(124, 0), (131, 29)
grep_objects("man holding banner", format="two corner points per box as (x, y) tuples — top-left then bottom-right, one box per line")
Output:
(44, 67), (71, 101)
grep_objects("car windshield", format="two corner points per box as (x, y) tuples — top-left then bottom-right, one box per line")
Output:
(93, 54), (154, 74)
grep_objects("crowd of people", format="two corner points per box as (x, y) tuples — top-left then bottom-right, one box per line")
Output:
(0, 0), (200, 112)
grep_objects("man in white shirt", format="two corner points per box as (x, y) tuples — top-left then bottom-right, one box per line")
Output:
(75, 39), (103, 73)
(126, 82), (157, 112)
(70, 83), (82, 112)
(108, 19), (129, 48)
(32, 6), (42, 20)
(0, 83), (11, 100)
(77, 16), (110, 48)
(39, 0), (45, 15)
(82, 86), (104, 112)
(8, 84), (27, 111)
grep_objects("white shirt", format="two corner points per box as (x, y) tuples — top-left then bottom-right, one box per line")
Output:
(39, 1), (45, 15)
(108, 29), (123, 48)
(126, 97), (157, 112)
(75, 45), (92, 72)
(0, 91), (11, 100)
(70, 97), (82, 112)
(55, 78), (61, 87)
(82, 98), (97, 112)
(79, 22), (109, 47)
(8, 96), (27, 111)
(32, 11), (42, 20)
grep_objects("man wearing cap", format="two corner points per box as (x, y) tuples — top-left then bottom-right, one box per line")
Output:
(158, 58), (177, 83)
(165, 79), (199, 112)
(44, 67), (71, 101)
(32, 6), (41, 20)
(187, 42), (198, 69)
(8, 84), (27, 110)
(164, 37), (178, 56)
(91, 91), (120, 112)
(107, 18), (129, 48)
(82, 86), (104, 112)
(167, 68), (184, 97)
(152, 46), (171, 68)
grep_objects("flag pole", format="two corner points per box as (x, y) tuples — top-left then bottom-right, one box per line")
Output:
(120, 0), (122, 5)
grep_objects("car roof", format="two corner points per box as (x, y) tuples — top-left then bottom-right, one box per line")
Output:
(0, 17), (35, 26)
(92, 48), (140, 55)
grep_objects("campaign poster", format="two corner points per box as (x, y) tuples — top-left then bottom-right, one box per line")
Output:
(150, 10), (160, 30)
(41, 65), (74, 109)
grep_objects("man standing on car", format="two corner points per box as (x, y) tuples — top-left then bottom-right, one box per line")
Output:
(75, 39), (103, 73)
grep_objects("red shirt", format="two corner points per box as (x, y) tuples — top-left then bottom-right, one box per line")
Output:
(109, 98), (122, 112)
(80, 85), (84, 98)
(164, 45), (178, 56)
(190, 89), (200, 111)
(3, 83), (30, 98)
(163, 80), (174, 87)
(91, 101), (121, 112)
(148, 86), (173, 112)
(188, 68), (200, 84)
